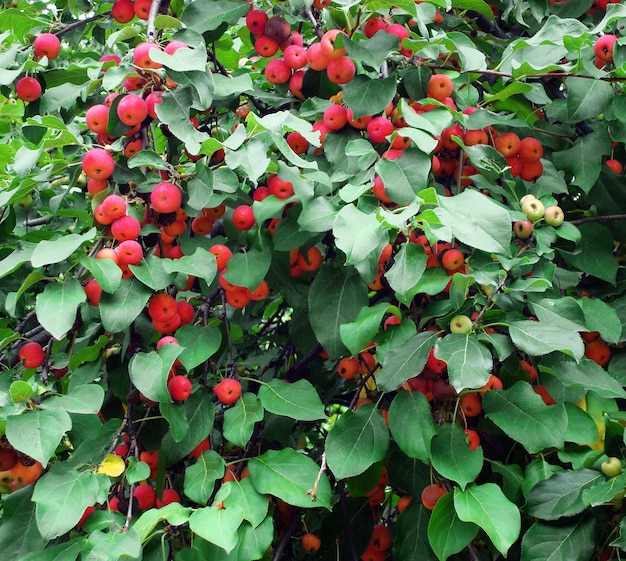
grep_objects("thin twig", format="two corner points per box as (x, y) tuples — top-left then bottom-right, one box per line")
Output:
(147, 0), (162, 42)
(570, 214), (626, 225)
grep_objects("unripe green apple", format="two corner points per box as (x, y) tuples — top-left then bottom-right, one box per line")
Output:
(601, 456), (623, 477)
(521, 198), (545, 222)
(544, 205), (564, 227)
(519, 194), (536, 205)
(450, 315), (473, 334)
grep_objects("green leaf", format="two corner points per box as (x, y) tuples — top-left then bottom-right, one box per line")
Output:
(578, 297), (622, 344)
(189, 505), (246, 553)
(41, 384), (105, 414)
(453, 483), (521, 557)
(434, 334), (492, 392)
(339, 302), (389, 357)
(85, 527), (142, 560)
(18, 540), (82, 561)
(561, 223), (618, 284)
(563, 403), (599, 445)
(32, 464), (106, 540)
(99, 278), (152, 334)
(160, 401), (189, 442)
(343, 75), (397, 119)
(35, 279), (86, 340)
(388, 391), (436, 463)
(225, 139), (270, 186)
(223, 246), (271, 291)
(215, 478), (270, 529)
(223, 393), (264, 448)
(6, 408), (72, 466)
(258, 379), (326, 421)
(308, 264), (368, 360)
(543, 355), (626, 399)
(428, 492), (479, 561)
(431, 423), (484, 490)
(525, 469), (602, 520)
(482, 382), (567, 453)
(175, 324), (222, 371)
(79, 256), (123, 294)
(184, 450), (225, 504)
(128, 255), (173, 291)
(0, 486), (46, 559)
(125, 457), (151, 484)
(9, 381), (34, 403)
(180, 0), (250, 33)
(434, 190), (511, 255)
(333, 204), (388, 269)
(248, 448), (331, 510)
(565, 76), (614, 123)
(385, 242), (428, 304)
(127, 149), (170, 170)
(521, 511), (602, 561)
(133, 503), (192, 542)
(508, 320), (584, 360)
(236, 518), (274, 561)
(30, 228), (97, 268)
(129, 344), (182, 404)
(162, 248), (218, 285)
(527, 297), (587, 333)
(393, 503), (437, 561)
(377, 331), (440, 392)
(326, 403), (389, 481)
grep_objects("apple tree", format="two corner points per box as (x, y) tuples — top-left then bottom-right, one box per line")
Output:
(1, 0), (626, 559)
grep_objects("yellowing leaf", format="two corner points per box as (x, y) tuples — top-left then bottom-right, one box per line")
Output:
(97, 454), (126, 477)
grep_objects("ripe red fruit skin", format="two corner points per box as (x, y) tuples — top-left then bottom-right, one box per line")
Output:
(117, 94), (149, 126)
(367, 116), (394, 143)
(150, 182), (183, 214)
(440, 248), (464, 271)
(111, 0), (135, 23)
(133, 483), (157, 510)
(213, 378), (242, 405)
(427, 74), (454, 102)
(594, 34), (617, 63)
(606, 159), (623, 174)
(16, 77), (42, 102)
(168, 375), (193, 401)
(33, 33), (61, 60)
(84, 279), (103, 306)
(232, 205), (255, 230)
(110, 215), (141, 242)
(156, 488), (181, 508)
(246, 9), (268, 35)
(19, 342), (46, 369)
(326, 56), (356, 85)
(82, 148), (115, 180)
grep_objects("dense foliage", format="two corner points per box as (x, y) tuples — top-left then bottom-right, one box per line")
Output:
(2, 0), (626, 559)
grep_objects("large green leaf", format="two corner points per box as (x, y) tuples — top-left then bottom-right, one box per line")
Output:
(129, 344), (182, 404)
(85, 528), (142, 561)
(189, 505), (246, 553)
(0, 486), (46, 559)
(565, 76), (614, 123)
(175, 324), (222, 371)
(521, 511), (602, 561)
(223, 393), (264, 448)
(388, 391), (436, 463)
(430, 423), (483, 490)
(308, 264), (368, 360)
(35, 279), (86, 340)
(133, 503), (192, 542)
(578, 297), (622, 344)
(183, 450), (225, 504)
(428, 492), (479, 561)
(30, 228), (97, 268)
(79, 256), (123, 294)
(326, 403), (389, 481)
(560, 223), (618, 285)
(98, 278), (152, 334)
(343, 75), (397, 119)
(41, 384), (104, 414)
(453, 483), (521, 557)
(333, 204), (388, 269)
(248, 448), (331, 510)
(482, 382), (567, 453)
(214, 478), (269, 529)
(393, 503), (437, 561)
(434, 190), (511, 255)
(258, 379), (326, 421)
(384, 243), (428, 305)
(33, 464), (107, 540)
(376, 331), (440, 392)
(129, 255), (173, 291)
(525, 469), (602, 520)
(434, 334), (492, 392)
(236, 518), (274, 561)
(508, 320), (584, 360)
(222, 246), (272, 292)
(180, 0), (250, 33)
(6, 408), (72, 466)
(162, 248), (218, 285)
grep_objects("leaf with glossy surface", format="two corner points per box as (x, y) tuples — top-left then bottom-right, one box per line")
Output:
(525, 469), (601, 520)
(85, 527), (142, 561)
(428, 492), (479, 561)
(308, 264), (368, 360)
(162, 248), (218, 285)
(377, 331), (440, 392)
(129, 344), (182, 404)
(343, 75), (397, 119)
(340, 302), (389, 356)
(33, 465), (106, 540)
(223, 393), (264, 448)
(258, 379), (326, 421)
(223, 246), (272, 292)
(333, 204), (388, 268)
(393, 503), (437, 561)
(176, 324), (222, 371)
(431, 423), (483, 489)
(180, 0), (249, 33)
(6, 408), (72, 466)
(578, 296), (622, 344)
(30, 228), (96, 267)
(79, 256), (122, 294)
(385, 243), (428, 305)
(189, 505), (246, 553)
(215, 478), (269, 529)
(236, 518), (273, 561)
(133, 503), (192, 542)
(454, 483), (521, 557)
(326, 403), (389, 480)
(509, 320), (584, 360)
(99, 278), (152, 334)
(434, 190), (511, 254)
(184, 450), (225, 504)
(388, 391), (436, 462)
(544, 355), (626, 399)
(128, 255), (173, 291)
(521, 510), (601, 561)
(40, 384), (104, 414)
(248, 448), (331, 510)
(35, 279), (85, 340)
(0, 486), (46, 559)
(434, 334), (492, 392)
(482, 382), (567, 453)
